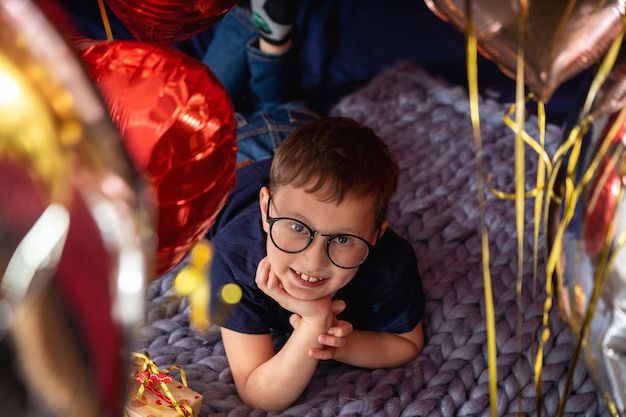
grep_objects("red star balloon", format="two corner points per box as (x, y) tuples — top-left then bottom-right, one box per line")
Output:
(81, 40), (238, 276)
(105, 0), (241, 44)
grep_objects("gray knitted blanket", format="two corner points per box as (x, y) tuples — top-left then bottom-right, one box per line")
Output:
(136, 63), (609, 417)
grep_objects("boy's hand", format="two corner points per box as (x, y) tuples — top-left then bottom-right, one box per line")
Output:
(255, 257), (333, 323)
(289, 300), (354, 361)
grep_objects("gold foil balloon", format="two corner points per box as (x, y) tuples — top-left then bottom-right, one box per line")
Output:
(423, 0), (626, 103)
(0, 0), (153, 416)
(547, 110), (626, 416)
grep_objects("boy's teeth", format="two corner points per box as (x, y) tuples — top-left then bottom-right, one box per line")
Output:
(300, 272), (323, 283)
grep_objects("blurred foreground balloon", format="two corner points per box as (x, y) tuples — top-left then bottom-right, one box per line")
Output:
(424, 0), (626, 103)
(548, 110), (626, 416)
(105, 0), (241, 44)
(81, 40), (238, 276)
(0, 0), (153, 416)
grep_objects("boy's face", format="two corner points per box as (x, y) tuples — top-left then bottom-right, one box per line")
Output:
(259, 184), (386, 301)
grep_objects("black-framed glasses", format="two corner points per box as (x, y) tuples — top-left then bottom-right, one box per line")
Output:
(265, 197), (377, 269)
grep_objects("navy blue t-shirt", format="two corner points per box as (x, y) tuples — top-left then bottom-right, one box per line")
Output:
(208, 159), (425, 335)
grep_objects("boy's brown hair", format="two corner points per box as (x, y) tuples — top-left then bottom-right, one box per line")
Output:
(269, 116), (399, 226)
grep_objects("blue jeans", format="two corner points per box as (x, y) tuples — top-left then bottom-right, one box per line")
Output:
(203, 6), (319, 165)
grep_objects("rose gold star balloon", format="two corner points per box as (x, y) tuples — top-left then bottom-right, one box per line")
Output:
(592, 44), (626, 119)
(81, 40), (238, 276)
(424, 0), (626, 103)
(0, 1), (154, 416)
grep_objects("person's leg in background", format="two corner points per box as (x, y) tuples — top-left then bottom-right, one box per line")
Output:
(238, 0), (320, 165)
(202, 0), (298, 112)
(202, 3), (258, 108)
(250, 0), (297, 50)
(204, 0), (319, 165)
(246, 0), (299, 113)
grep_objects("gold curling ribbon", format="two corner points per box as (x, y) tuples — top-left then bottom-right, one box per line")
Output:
(463, 4), (498, 416)
(129, 351), (193, 417)
(97, 0), (114, 41)
(484, 13), (626, 415)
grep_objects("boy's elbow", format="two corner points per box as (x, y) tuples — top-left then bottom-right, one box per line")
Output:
(397, 338), (422, 366)
(402, 321), (425, 362)
(407, 340), (423, 362)
(238, 388), (297, 411)
(241, 396), (295, 412)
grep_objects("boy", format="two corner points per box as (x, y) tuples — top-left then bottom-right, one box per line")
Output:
(208, 117), (425, 410)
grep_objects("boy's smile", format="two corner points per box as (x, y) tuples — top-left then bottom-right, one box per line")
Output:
(259, 183), (382, 301)
(292, 268), (328, 286)
(296, 270), (327, 283)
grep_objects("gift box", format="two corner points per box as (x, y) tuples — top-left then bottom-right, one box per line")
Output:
(125, 353), (203, 417)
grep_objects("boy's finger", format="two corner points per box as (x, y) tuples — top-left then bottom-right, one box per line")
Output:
(308, 347), (334, 361)
(254, 257), (271, 281)
(289, 313), (301, 328)
(327, 320), (353, 338)
(330, 299), (346, 315)
(318, 334), (346, 348)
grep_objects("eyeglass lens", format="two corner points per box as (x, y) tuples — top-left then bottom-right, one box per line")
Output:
(269, 218), (369, 268)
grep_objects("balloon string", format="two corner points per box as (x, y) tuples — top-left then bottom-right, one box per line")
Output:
(464, 4), (497, 417)
(501, 97), (553, 176)
(542, 82), (626, 417)
(539, 120), (586, 417)
(543, 22), (626, 388)
(479, 6), (625, 415)
(531, 100), (546, 414)
(97, 0), (114, 41)
(493, 95), (552, 202)
(537, 53), (623, 415)
(513, 1), (527, 413)
(556, 153), (626, 417)
(555, 105), (626, 416)
(536, 152), (566, 408)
